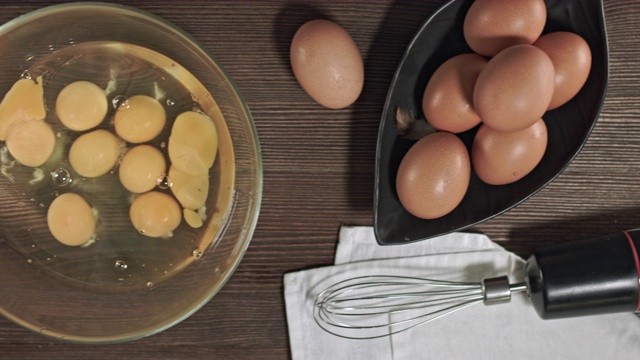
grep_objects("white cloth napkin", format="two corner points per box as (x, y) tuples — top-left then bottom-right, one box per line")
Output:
(284, 226), (640, 359)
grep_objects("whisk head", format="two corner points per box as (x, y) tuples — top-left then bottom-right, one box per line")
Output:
(313, 275), (522, 339)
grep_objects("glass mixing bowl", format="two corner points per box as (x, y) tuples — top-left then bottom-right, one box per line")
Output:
(0, 3), (262, 343)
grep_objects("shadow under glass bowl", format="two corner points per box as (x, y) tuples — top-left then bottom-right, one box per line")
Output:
(374, 0), (608, 245)
(0, 3), (262, 343)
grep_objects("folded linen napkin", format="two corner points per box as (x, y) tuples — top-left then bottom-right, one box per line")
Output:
(284, 226), (640, 360)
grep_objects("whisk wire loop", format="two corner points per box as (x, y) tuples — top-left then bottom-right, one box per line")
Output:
(314, 275), (521, 339)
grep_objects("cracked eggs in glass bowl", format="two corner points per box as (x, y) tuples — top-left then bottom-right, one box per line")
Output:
(0, 3), (261, 343)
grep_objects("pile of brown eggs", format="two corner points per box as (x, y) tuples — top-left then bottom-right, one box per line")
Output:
(396, 0), (592, 220)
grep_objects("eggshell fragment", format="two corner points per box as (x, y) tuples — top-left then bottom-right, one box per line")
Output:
(422, 53), (487, 133)
(69, 129), (122, 178)
(5, 118), (55, 167)
(119, 145), (166, 193)
(534, 32), (592, 110)
(463, 0), (547, 57)
(47, 193), (96, 246)
(56, 81), (108, 131)
(472, 119), (548, 185)
(168, 111), (218, 175)
(396, 132), (470, 219)
(0, 77), (46, 140)
(474, 44), (555, 132)
(130, 191), (181, 238)
(114, 95), (166, 143)
(290, 19), (364, 109)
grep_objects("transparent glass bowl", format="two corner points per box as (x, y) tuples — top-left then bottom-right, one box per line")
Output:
(0, 3), (262, 343)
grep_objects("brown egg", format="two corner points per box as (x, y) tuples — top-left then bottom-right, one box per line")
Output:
(534, 32), (592, 110)
(396, 132), (470, 219)
(472, 119), (548, 185)
(422, 53), (487, 133)
(474, 44), (555, 132)
(463, 0), (547, 57)
(290, 19), (364, 109)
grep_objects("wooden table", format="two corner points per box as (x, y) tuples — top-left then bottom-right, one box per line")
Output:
(0, 0), (637, 358)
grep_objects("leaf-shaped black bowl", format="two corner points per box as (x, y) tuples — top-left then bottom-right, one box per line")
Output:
(374, 0), (609, 245)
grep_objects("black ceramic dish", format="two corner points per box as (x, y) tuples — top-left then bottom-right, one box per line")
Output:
(374, 0), (609, 245)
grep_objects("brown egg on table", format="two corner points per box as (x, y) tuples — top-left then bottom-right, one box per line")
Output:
(114, 95), (166, 143)
(168, 111), (218, 175)
(472, 118), (548, 185)
(534, 31), (592, 110)
(69, 129), (122, 178)
(463, 0), (547, 57)
(290, 19), (364, 109)
(5, 118), (55, 167)
(0, 76), (45, 141)
(474, 44), (555, 132)
(119, 145), (166, 193)
(56, 80), (108, 131)
(396, 132), (470, 219)
(47, 192), (97, 246)
(129, 191), (182, 238)
(422, 53), (487, 133)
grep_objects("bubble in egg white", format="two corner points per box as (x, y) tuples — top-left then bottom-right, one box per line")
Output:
(114, 95), (166, 143)
(5, 118), (55, 167)
(130, 191), (181, 238)
(119, 145), (166, 193)
(56, 81), (108, 131)
(69, 129), (121, 178)
(168, 164), (209, 210)
(47, 193), (96, 246)
(168, 111), (218, 175)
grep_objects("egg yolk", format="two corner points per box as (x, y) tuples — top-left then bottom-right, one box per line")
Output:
(183, 208), (203, 229)
(0, 76), (46, 141)
(69, 129), (121, 178)
(168, 111), (218, 175)
(56, 81), (108, 131)
(47, 193), (96, 246)
(168, 165), (209, 210)
(130, 191), (181, 238)
(5, 119), (55, 167)
(119, 145), (166, 193)
(114, 95), (166, 143)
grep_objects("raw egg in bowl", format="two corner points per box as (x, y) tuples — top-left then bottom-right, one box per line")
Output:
(374, 0), (608, 245)
(0, 3), (261, 343)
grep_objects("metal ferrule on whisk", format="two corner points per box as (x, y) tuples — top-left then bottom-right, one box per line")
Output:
(481, 276), (527, 305)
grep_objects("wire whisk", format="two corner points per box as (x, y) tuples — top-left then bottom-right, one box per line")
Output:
(313, 230), (640, 340)
(314, 274), (527, 339)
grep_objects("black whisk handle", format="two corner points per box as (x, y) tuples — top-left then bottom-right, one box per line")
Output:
(525, 230), (640, 319)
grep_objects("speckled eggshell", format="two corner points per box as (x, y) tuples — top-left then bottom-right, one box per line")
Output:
(290, 19), (364, 109)
(463, 0), (547, 57)
(396, 132), (470, 219)
(534, 31), (592, 110)
(472, 118), (548, 185)
(422, 53), (488, 133)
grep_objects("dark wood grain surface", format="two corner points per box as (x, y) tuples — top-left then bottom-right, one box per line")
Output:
(1, 0), (639, 358)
